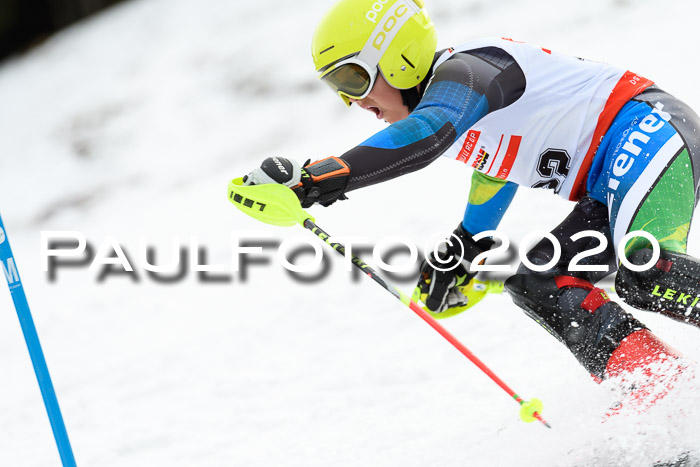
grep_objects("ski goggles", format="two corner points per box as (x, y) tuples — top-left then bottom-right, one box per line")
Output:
(319, 56), (379, 107)
(317, 0), (422, 106)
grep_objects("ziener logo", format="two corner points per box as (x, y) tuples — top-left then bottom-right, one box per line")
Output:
(272, 157), (289, 176)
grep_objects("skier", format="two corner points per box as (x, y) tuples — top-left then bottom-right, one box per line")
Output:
(243, 0), (700, 396)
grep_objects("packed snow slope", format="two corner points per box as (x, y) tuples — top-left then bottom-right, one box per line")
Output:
(1, 0), (699, 465)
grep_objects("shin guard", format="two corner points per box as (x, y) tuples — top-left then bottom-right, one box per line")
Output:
(505, 274), (644, 379)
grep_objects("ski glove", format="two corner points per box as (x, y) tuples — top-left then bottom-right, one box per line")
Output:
(243, 156), (351, 208)
(416, 224), (495, 313)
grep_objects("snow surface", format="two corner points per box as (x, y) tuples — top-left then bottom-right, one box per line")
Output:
(1, 0), (699, 465)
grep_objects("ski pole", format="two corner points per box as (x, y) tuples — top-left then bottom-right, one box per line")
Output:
(0, 214), (77, 466)
(228, 178), (551, 428)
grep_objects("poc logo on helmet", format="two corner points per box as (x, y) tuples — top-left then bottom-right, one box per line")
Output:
(373, 4), (408, 51)
(366, 0), (390, 23)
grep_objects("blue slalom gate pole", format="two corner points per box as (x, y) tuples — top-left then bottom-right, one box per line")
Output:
(0, 214), (77, 466)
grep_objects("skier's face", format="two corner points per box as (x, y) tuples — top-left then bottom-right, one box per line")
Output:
(350, 73), (410, 124)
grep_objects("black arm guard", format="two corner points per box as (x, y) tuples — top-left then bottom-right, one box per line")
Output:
(294, 157), (351, 208)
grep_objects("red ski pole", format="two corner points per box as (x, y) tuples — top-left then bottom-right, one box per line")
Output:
(228, 178), (551, 428)
(304, 218), (551, 429)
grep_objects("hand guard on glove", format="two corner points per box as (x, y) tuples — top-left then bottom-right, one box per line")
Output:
(416, 224), (495, 313)
(243, 156), (350, 208)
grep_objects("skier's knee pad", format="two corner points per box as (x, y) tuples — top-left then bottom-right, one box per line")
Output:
(505, 273), (644, 378)
(616, 248), (700, 326)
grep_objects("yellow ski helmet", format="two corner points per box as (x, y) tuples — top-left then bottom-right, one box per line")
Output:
(312, 0), (437, 106)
